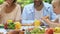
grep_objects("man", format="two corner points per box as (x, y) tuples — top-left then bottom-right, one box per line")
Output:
(22, 0), (56, 26)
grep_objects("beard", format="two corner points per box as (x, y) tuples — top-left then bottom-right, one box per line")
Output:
(34, 1), (43, 7)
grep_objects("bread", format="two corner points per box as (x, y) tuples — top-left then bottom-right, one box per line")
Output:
(7, 30), (19, 34)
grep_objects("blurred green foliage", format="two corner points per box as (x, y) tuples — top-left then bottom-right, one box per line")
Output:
(0, 0), (52, 7)
(44, 0), (52, 4)
(17, 0), (33, 8)
(0, 0), (4, 4)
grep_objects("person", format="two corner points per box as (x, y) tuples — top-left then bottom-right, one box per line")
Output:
(42, 0), (60, 27)
(22, 0), (56, 26)
(0, 0), (21, 24)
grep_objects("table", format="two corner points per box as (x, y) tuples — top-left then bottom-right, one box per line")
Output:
(0, 26), (34, 34)
(0, 28), (7, 34)
(0, 26), (60, 34)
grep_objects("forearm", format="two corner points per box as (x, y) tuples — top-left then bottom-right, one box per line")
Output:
(44, 19), (60, 27)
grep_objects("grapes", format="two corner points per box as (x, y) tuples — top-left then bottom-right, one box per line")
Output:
(30, 28), (45, 34)
(8, 23), (15, 29)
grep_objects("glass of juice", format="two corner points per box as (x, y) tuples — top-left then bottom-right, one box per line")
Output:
(34, 20), (41, 27)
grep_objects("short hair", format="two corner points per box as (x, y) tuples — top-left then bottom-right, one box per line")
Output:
(13, 0), (17, 3)
(52, 0), (60, 7)
(52, 0), (60, 3)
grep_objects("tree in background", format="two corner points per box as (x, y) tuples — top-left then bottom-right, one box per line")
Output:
(0, 0), (52, 7)
(0, 0), (4, 4)
(18, 0), (52, 8)
(17, 0), (33, 8)
(44, 0), (52, 4)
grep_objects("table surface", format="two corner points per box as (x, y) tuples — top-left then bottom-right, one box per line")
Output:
(0, 28), (7, 34)
(0, 26), (34, 34)
(0, 26), (60, 34)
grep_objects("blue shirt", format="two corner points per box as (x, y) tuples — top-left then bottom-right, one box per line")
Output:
(22, 2), (56, 24)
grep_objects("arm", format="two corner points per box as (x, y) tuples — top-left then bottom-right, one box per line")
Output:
(0, 2), (8, 23)
(15, 4), (21, 22)
(42, 16), (60, 27)
(22, 6), (34, 24)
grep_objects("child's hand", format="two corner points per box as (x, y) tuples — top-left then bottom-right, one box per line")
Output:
(41, 16), (49, 21)
(43, 16), (49, 19)
(41, 16), (50, 24)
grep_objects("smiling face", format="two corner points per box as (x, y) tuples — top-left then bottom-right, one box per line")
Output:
(52, 1), (60, 14)
(5, 0), (17, 5)
(34, 0), (43, 6)
(5, 0), (14, 4)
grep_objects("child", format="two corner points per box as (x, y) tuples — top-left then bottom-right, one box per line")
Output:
(42, 0), (60, 27)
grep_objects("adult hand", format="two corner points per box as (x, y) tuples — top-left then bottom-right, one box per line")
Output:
(5, 0), (14, 6)
(3, 2), (9, 7)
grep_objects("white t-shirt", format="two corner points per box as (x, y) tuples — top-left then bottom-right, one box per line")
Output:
(55, 14), (60, 23)
(35, 8), (43, 20)
(35, 8), (48, 25)
(34, 8), (49, 26)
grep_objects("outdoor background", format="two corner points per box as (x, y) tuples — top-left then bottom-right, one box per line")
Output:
(0, 0), (52, 8)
